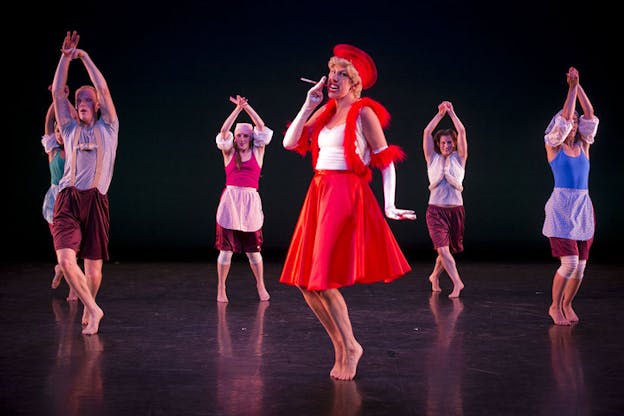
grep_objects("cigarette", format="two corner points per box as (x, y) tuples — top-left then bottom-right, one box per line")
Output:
(300, 77), (318, 84)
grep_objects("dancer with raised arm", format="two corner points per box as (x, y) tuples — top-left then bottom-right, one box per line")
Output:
(51, 31), (119, 334)
(422, 101), (467, 298)
(280, 44), (415, 380)
(543, 67), (599, 326)
(214, 95), (273, 303)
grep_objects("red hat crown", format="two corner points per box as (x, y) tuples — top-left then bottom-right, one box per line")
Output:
(333, 44), (378, 90)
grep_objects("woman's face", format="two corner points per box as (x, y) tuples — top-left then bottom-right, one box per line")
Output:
(567, 114), (579, 140)
(438, 135), (455, 156)
(54, 125), (64, 146)
(235, 130), (252, 151)
(327, 64), (353, 99)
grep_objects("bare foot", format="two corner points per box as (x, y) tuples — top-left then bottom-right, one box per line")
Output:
(51, 265), (63, 289)
(333, 343), (363, 381)
(82, 308), (89, 326)
(67, 289), (78, 302)
(563, 305), (579, 323)
(257, 287), (270, 301)
(429, 275), (441, 292)
(330, 347), (344, 379)
(549, 306), (570, 326)
(82, 307), (103, 335)
(217, 292), (229, 303)
(448, 282), (464, 298)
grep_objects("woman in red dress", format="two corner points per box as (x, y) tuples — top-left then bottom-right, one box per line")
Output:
(280, 44), (415, 380)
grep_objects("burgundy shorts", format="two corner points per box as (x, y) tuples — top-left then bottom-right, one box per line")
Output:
(425, 205), (465, 254)
(52, 187), (110, 260)
(549, 237), (593, 261)
(215, 224), (263, 253)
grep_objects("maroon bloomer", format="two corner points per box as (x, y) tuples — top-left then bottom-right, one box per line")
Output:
(52, 187), (110, 260)
(215, 224), (263, 253)
(425, 204), (465, 253)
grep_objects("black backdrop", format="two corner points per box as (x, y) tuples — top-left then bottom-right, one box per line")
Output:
(8, 0), (621, 264)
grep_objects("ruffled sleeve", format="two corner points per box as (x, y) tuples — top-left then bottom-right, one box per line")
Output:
(252, 126), (273, 146)
(216, 131), (233, 151)
(41, 133), (59, 154)
(578, 115), (599, 144)
(544, 112), (573, 147)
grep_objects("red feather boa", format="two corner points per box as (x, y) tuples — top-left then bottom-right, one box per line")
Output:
(287, 97), (404, 182)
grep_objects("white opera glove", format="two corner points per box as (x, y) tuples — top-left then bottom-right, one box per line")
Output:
(283, 107), (308, 149)
(381, 162), (417, 220)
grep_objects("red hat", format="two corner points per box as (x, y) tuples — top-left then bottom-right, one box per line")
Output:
(333, 44), (378, 90)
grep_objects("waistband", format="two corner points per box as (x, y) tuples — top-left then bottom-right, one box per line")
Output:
(552, 187), (589, 194)
(226, 185), (257, 191)
(314, 170), (352, 176)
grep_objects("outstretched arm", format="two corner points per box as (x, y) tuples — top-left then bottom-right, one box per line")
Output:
(239, 96), (266, 130)
(576, 73), (599, 152)
(544, 67), (578, 154)
(52, 31), (78, 129)
(238, 96), (273, 151)
(576, 84), (594, 119)
(45, 84), (74, 135)
(219, 97), (244, 137)
(423, 102), (447, 165)
(561, 67), (579, 121)
(446, 101), (467, 163)
(216, 97), (244, 155)
(44, 103), (56, 136)
(75, 48), (117, 124)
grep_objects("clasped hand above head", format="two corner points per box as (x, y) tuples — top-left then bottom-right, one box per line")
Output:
(60, 30), (80, 58)
(229, 95), (248, 108)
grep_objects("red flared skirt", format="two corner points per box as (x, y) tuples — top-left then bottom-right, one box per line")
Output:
(279, 170), (411, 290)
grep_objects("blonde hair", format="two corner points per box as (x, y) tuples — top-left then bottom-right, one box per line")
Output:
(74, 85), (99, 119)
(329, 57), (362, 98)
(75, 85), (97, 102)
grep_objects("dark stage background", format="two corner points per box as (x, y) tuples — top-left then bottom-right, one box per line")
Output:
(8, 1), (621, 264)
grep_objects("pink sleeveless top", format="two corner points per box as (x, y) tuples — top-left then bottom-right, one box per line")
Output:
(225, 153), (261, 189)
(217, 152), (264, 231)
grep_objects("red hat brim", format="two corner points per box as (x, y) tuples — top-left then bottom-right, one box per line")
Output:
(333, 44), (378, 90)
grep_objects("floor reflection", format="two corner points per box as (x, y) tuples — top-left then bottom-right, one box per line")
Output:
(425, 293), (464, 416)
(330, 379), (362, 416)
(48, 298), (104, 416)
(546, 325), (590, 414)
(216, 301), (268, 415)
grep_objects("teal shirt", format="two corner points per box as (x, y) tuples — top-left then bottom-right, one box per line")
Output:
(49, 149), (65, 185)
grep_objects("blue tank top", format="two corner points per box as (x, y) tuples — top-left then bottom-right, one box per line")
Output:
(49, 149), (65, 185)
(549, 148), (589, 190)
